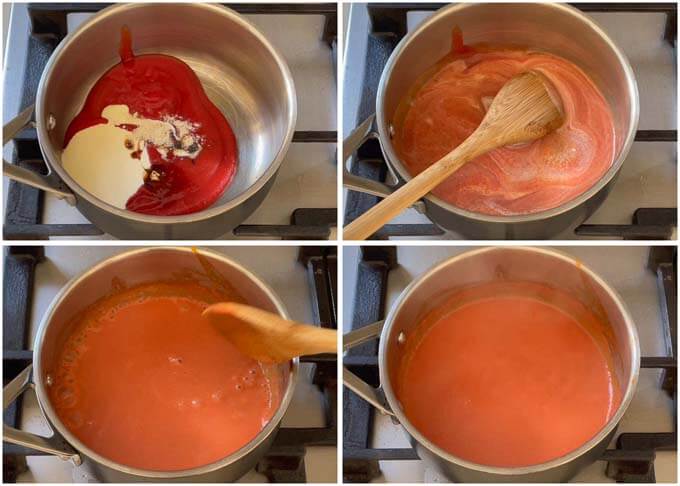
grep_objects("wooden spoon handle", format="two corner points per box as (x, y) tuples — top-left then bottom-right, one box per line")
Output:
(207, 302), (337, 357)
(344, 133), (493, 240)
(286, 325), (338, 356)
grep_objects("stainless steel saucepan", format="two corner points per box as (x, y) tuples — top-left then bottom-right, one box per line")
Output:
(343, 247), (640, 482)
(3, 3), (297, 240)
(3, 247), (298, 482)
(344, 3), (639, 239)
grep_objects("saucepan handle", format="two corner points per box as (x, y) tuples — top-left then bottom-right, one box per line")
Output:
(3, 104), (77, 205)
(3, 364), (81, 464)
(343, 320), (395, 417)
(343, 114), (426, 213)
(343, 114), (394, 199)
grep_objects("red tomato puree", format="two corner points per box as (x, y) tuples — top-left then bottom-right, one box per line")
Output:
(63, 27), (237, 215)
(397, 282), (621, 467)
(49, 281), (283, 471)
(393, 29), (615, 216)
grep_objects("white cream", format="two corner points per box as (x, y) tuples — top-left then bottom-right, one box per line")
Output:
(62, 105), (202, 209)
(62, 109), (148, 208)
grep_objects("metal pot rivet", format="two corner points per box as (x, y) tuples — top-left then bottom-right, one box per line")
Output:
(389, 123), (395, 139)
(397, 331), (406, 344)
(46, 374), (53, 386)
(47, 114), (56, 131)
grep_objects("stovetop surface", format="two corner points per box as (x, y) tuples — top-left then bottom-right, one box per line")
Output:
(3, 4), (338, 240)
(13, 246), (336, 482)
(342, 4), (677, 240)
(343, 245), (676, 482)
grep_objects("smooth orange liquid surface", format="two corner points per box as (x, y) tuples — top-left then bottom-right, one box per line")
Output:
(393, 30), (615, 216)
(49, 281), (283, 471)
(397, 283), (621, 467)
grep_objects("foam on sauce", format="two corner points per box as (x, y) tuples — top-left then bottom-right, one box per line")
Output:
(397, 281), (621, 467)
(48, 280), (283, 471)
(393, 29), (616, 216)
(62, 27), (237, 215)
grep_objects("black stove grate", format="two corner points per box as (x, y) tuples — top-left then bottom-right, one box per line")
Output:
(2, 246), (337, 483)
(344, 3), (678, 240)
(343, 246), (677, 483)
(4, 3), (337, 240)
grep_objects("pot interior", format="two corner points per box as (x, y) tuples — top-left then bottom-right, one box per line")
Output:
(35, 248), (293, 472)
(383, 248), (638, 464)
(38, 3), (295, 212)
(379, 3), (635, 201)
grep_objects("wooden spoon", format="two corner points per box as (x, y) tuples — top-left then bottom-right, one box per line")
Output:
(203, 302), (337, 363)
(343, 71), (565, 240)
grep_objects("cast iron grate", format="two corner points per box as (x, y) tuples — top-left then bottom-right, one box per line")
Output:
(344, 3), (677, 240)
(3, 3), (337, 240)
(343, 246), (677, 483)
(2, 246), (337, 483)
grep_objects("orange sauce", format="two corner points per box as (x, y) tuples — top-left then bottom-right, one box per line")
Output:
(49, 281), (283, 471)
(397, 282), (621, 467)
(393, 29), (615, 216)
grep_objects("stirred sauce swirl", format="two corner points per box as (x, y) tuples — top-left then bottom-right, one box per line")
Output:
(393, 29), (615, 216)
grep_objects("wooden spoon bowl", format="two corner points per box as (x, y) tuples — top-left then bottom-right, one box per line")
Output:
(203, 302), (337, 364)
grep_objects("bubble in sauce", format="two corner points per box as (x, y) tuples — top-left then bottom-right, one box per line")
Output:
(55, 385), (78, 408)
(73, 342), (89, 356)
(62, 349), (78, 364)
(67, 411), (84, 429)
(177, 300), (192, 313)
(86, 321), (103, 333)
(241, 374), (256, 388)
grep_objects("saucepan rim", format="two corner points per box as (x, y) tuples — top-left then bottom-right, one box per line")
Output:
(375, 2), (639, 224)
(32, 246), (299, 479)
(35, 2), (297, 225)
(377, 246), (640, 476)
